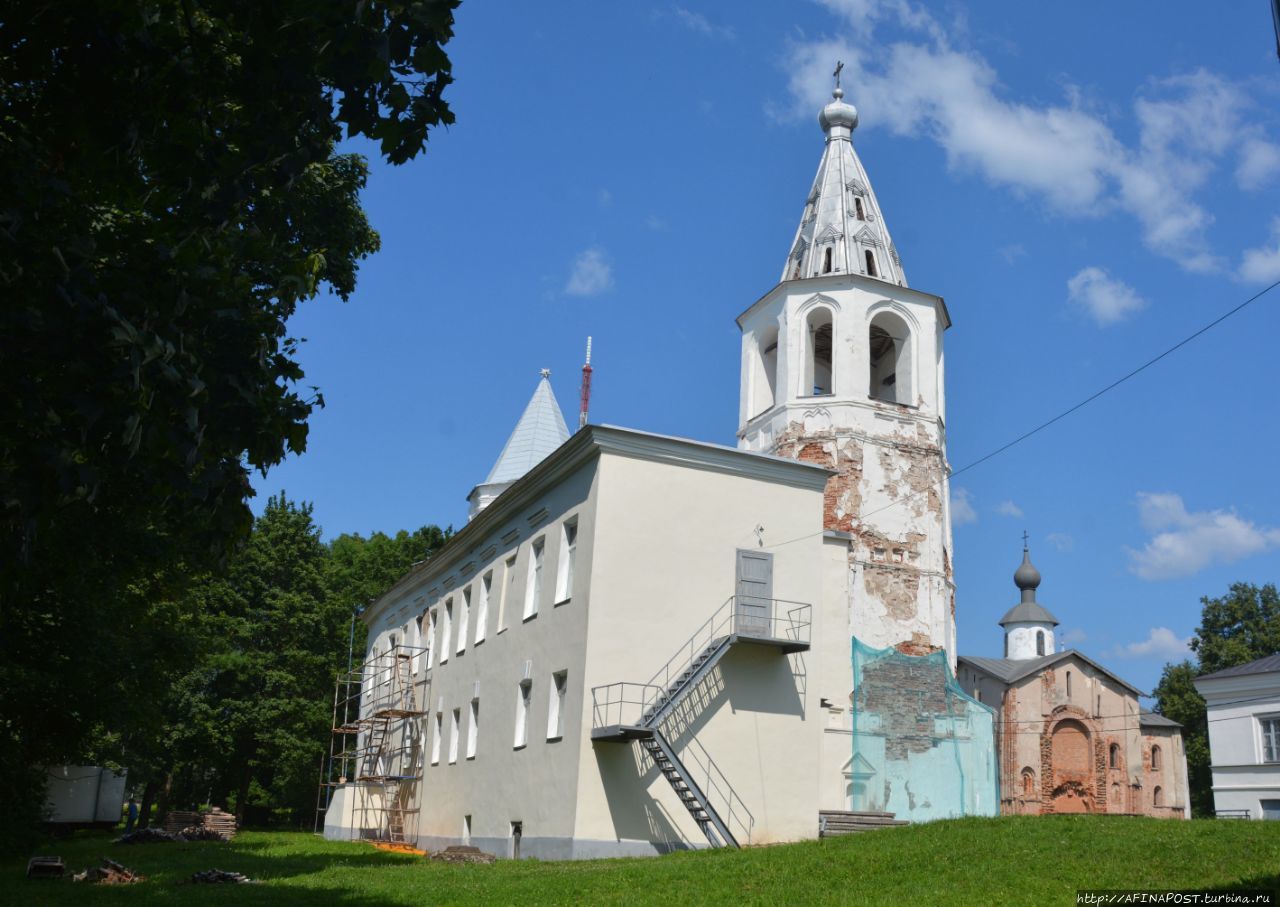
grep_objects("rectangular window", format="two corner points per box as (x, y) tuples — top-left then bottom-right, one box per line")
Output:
(431, 711), (442, 765)
(514, 680), (531, 749)
(555, 521), (577, 603)
(425, 608), (438, 670)
(440, 599), (453, 663)
(448, 707), (460, 764)
(547, 671), (567, 740)
(1263, 717), (1280, 763)
(463, 814), (472, 843)
(524, 538), (544, 620)
(475, 572), (492, 644)
(467, 698), (479, 759)
(457, 586), (470, 655)
(498, 555), (515, 633)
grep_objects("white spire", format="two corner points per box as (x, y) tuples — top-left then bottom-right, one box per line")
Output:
(781, 79), (906, 287)
(467, 372), (570, 519)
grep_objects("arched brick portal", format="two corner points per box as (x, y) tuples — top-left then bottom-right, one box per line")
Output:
(1040, 707), (1106, 814)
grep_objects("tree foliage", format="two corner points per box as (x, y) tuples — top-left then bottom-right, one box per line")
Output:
(0, 0), (456, 848)
(1154, 582), (1280, 816)
(125, 499), (450, 825)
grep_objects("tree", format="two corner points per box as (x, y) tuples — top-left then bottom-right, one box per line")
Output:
(1154, 582), (1280, 816)
(0, 2), (457, 846)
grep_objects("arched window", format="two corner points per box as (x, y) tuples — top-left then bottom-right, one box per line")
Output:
(751, 325), (779, 416)
(868, 311), (912, 405)
(1153, 786), (1163, 807)
(1036, 630), (1045, 656)
(1004, 634), (1009, 658)
(1151, 745), (1162, 770)
(864, 249), (878, 277)
(1021, 768), (1035, 797)
(1109, 743), (1120, 769)
(854, 197), (865, 220)
(1066, 671), (1073, 698)
(823, 247), (833, 274)
(804, 308), (834, 396)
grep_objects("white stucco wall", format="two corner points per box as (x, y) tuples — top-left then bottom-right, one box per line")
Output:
(1196, 669), (1280, 819)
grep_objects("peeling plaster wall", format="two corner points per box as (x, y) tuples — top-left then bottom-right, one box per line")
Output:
(739, 274), (956, 665)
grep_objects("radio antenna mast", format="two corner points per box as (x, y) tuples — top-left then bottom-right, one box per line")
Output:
(578, 337), (593, 430)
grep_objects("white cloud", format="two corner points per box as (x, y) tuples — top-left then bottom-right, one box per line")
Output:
(671, 7), (735, 40)
(995, 500), (1023, 518)
(1046, 532), (1074, 552)
(1127, 492), (1280, 580)
(1108, 626), (1192, 660)
(644, 214), (669, 231)
(998, 243), (1026, 265)
(951, 487), (977, 525)
(597, 188), (613, 208)
(1066, 267), (1146, 326)
(1239, 218), (1280, 284)
(781, 5), (1277, 274)
(1237, 138), (1280, 191)
(565, 248), (614, 297)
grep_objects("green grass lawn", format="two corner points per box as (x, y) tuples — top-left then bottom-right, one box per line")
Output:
(6, 817), (1279, 906)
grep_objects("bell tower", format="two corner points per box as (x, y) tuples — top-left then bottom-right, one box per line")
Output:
(737, 78), (957, 661)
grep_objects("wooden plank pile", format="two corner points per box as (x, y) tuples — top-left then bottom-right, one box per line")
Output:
(162, 807), (238, 841)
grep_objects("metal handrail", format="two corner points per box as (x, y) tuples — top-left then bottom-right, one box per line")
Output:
(590, 598), (811, 731)
(675, 733), (755, 845)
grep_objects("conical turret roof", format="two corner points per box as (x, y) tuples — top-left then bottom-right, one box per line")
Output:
(483, 371), (570, 485)
(781, 84), (906, 286)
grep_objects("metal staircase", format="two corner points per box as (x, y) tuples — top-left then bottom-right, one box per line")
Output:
(591, 596), (811, 848)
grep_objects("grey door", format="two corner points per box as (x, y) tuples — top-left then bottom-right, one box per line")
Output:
(735, 549), (773, 637)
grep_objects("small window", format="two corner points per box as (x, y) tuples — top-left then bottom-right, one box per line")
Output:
(425, 608), (438, 670)
(1036, 630), (1045, 657)
(1109, 743), (1120, 769)
(514, 680), (531, 749)
(1151, 745), (1162, 770)
(463, 814), (472, 843)
(524, 539), (544, 620)
(1066, 671), (1072, 698)
(854, 197), (865, 220)
(1097, 694), (1102, 717)
(431, 711), (443, 765)
(448, 707), (460, 764)
(1262, 717), (1280, 763)
(823, 247), (833, 274)
(864, 249), (878, 277)
(467, 698), (479, 760)
(1021, 769), (1034, 797)
(498, 555), (516, 633)
(475, 572), (492, 645)
(547, 671), (567, 740)
(1004, 634), (1009, 658)
(457, 587), (471, 655)
(440, 599), (453, 663)
(555, 521), (577, 603)
(1153, 786), (1163, 807)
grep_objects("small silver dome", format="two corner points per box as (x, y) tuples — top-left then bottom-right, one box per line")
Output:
(819, 88), (859, 133)
(1014, 547), (1041, 591)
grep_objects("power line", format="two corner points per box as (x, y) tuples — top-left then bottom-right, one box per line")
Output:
(772, 276), (1280, 543)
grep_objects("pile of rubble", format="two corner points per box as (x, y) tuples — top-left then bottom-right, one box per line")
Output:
(72, 857), (143, 884)
(429, 845), (496, 865)
(179, 825), (226, 842)
(188, 868), (255, 884)
(115, 827), (180, 845)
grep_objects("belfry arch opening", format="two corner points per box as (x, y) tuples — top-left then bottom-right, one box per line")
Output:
(804, 308), (834, 397)
(868, 311), (912, 405)
(751, 325), (779, 416)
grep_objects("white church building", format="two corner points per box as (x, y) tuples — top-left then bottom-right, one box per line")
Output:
(321, 81), (997, 859)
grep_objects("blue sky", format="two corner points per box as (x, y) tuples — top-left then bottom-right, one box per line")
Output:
(256, 1), (1280, 697)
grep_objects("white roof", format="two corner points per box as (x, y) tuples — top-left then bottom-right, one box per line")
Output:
(483, 374), (571, 485)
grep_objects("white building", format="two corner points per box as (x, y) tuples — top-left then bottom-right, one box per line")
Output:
(321, 81), (996, 858)
(1195, 653), (1280, 819)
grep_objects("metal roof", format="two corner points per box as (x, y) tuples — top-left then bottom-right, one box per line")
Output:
(1197, 652), (1280, 681)
(998, 600), (1061, 627)
(957, 649), (1146, 696)
(1139, 710), (1182, 728)
(483, 373), (570, 485)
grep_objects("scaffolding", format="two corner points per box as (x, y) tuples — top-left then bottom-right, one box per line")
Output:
(315, 644), (428, 844)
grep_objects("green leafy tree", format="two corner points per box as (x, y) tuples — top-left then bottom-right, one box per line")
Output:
(0, 1), (457, 846)
(1154, 582), (1280, 816)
